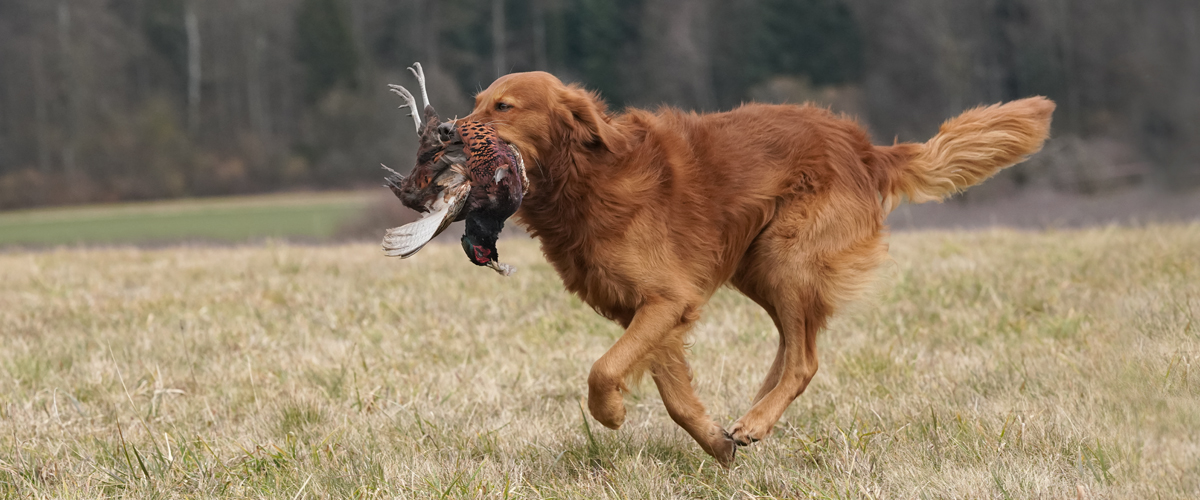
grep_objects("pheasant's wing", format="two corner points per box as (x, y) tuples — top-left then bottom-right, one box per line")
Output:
(429, 181), (469, 237)
(382, 181), (469, 258)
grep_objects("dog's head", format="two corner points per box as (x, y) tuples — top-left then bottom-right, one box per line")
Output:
(464, 72), (626, 170)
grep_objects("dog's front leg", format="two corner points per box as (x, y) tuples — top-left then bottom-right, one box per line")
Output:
(650, 348), (737, 466)
(587, 299), (692, 430)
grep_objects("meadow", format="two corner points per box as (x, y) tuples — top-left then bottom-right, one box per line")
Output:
(1, 225), (1198, 498)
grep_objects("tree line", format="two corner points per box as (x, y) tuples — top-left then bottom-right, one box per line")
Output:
(0, 0), (1196, 209)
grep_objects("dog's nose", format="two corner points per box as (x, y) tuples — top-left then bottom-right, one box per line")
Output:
(437, 122), (456, 142)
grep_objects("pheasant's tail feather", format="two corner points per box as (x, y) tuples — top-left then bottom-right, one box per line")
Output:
(382, 164), (405, 194)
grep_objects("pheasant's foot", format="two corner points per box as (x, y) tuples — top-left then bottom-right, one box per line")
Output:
(407, 62), (430, 109)
(387, 84), (421, 133)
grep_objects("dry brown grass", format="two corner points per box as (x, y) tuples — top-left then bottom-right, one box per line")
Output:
(1, 226), (1198, 498)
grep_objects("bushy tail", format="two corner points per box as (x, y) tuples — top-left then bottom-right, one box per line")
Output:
(875, 97), (1055, 211)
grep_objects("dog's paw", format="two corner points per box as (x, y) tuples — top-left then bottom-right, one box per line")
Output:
(587, 388), (626, 429)
(707, 429), (737, 467)
(728, 419), (770, 447)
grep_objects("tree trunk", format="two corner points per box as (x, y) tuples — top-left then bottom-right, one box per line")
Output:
(240, 0), (270, 142)
(186, 2), (202, 137)
(639, 0), (716, 110)
(31, 41), (51, 175)
(492, 0), (506, 77)
(532, 0), (548, 71)
(1057, 0), (1081, 133)
(425, 0), (440, 67)
(57, 2), (77, 177)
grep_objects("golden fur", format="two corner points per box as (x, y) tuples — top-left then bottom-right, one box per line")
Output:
(463, 71), (1054, 464)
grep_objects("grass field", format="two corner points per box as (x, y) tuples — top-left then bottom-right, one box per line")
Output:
(1, 226), (1198, 498)
(0, 191), (372, 247)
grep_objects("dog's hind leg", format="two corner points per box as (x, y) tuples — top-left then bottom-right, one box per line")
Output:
(731, 287), (787, 406)
(730, 221), (818, 431)
(727, 280), (826, 446)
(728, 196), (887, 447)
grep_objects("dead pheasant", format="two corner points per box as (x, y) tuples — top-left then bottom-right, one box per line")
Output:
(380, 63), (527, 275)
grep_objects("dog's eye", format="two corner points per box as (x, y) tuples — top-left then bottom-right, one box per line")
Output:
(495, 102), (513, 112)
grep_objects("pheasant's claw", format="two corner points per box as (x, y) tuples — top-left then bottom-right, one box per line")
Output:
(388, 84), (422, 133)
(407, 62), (430, 110)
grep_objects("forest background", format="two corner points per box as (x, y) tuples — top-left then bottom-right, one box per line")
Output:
(1, 0), (1197, 209)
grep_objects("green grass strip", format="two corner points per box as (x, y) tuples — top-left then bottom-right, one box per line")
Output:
(0, 191), (371, 246)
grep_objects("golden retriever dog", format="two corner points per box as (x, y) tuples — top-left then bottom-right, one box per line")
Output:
(462, 71), (1054, 465)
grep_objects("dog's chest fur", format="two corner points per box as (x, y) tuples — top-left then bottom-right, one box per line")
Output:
(516, 179), (646, 324)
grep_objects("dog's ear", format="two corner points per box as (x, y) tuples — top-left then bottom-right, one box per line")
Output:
(555, 85), (627, 154)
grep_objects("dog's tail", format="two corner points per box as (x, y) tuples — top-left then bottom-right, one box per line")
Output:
(874, 97), (1055, 212)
